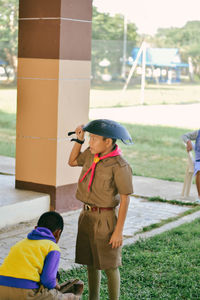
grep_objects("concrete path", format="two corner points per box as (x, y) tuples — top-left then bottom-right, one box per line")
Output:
(133, 175), (197, 202)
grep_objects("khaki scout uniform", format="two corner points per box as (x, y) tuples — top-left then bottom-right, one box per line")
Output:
(0, 286), (78, 300)
(75, 148), (133, 270)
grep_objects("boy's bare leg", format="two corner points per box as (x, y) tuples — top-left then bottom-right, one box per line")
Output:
(105, 267), (120, 300)
(87, 265), (101, 300)
(196, 171), (200, 197)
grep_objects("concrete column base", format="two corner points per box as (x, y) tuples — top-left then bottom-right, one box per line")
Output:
(15, 180), (82, 212)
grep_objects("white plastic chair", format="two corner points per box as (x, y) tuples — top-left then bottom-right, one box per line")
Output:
(181, 150), (194, 198)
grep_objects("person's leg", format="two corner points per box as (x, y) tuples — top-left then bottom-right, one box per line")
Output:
(26, 286), (80, 300)
(104, 267), (120, 300)
(87, 265), (101, 300)
(196, 171), (200, 198)
(0, 286), (30, 300)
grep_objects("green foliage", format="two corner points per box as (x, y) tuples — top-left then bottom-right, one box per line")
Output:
(92, 6), (138, 80)
(156, 21), (200, 49)
(0, 0), (18, 78)
(1, 1), (200, 82)
(155, 21), (200, 78)
(92, 6), (138, 41)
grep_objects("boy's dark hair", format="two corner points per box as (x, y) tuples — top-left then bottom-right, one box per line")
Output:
(103, 137), (116, 146)
(37, 211), (64, 233)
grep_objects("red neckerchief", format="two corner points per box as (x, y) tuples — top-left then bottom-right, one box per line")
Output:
(80, 145), (122, 191)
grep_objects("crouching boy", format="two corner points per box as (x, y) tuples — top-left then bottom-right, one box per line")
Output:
(0, 211), (83, 300)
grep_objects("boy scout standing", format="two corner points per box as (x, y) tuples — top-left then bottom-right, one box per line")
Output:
(68, 119), (133, 300)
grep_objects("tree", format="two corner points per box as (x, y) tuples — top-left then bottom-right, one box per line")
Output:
(0, 0), (18, 82)
(0, 3), (138, 82)
(92, 6), (138, 80)
(154, 21), (200, 78)
(92, 6), (138, 41)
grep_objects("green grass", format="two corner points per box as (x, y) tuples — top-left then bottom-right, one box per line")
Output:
(0, 109), (189, 182)
(0, 110), (16, 157)
(90, 82), (200, 107)
(0, 97), (191, 181)
(1, 83), (200, 112)
(148, 196), (199, 206)
(0, 87), (16, 156)
(119, 124), (190, 182)
(59, 218), (200, 299)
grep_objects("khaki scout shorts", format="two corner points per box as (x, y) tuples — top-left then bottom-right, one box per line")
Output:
(0, 285), (79, 300)
(75, 209), (122, 270)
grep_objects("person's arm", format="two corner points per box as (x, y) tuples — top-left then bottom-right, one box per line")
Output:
(109, 194), (130, 249)
(40, 251), (60, 289)
(181, 130), (198, 152)
(68, 125), (85, 167)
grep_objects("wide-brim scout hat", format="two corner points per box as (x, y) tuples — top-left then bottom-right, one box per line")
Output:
(83, 119), (133, 145)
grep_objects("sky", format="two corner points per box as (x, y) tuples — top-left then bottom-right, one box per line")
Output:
(93, 0), (200, 35)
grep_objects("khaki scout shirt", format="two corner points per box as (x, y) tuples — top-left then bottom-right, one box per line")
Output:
(76, 147), (133, 207)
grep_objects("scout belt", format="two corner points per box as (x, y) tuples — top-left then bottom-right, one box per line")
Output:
(83, 204), (114, 212)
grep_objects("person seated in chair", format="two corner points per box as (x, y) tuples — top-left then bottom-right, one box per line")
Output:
(182, 129), (200, 202)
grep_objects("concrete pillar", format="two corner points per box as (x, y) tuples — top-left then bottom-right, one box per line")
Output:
(16, 0), (92, 211)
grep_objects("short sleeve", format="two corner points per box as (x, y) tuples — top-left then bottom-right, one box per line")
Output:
(77, 148), (90, 166)
(182, 130), (198, 143)
(114, 164), (133, 195)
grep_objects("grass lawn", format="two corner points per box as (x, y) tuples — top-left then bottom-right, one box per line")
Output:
(0, 110), (16, 157)
(119, 124), (189, 182)
(0, 109), (189, 182)
(90, 82), (200, 107)
(59, 218), (200, 299)
(1, 83), (200, 111)
(0, 86), (17, 156)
